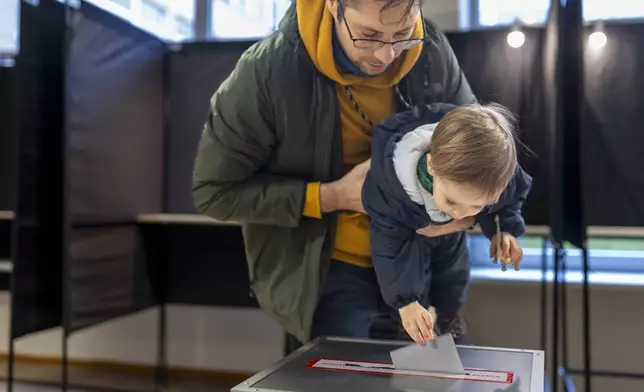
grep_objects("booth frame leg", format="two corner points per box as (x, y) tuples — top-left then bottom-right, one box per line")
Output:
(581, 246), (591, 392)
(561, 250), (568, 372)
(62, 331), (69, 392)
(155, 303), (168, 392)
(7, 329), (15, 392)
(540, 236), (548, 352)
(551, 244), (561, 392)
(62, 2), (72, 391)
(7, 223), (16, 392)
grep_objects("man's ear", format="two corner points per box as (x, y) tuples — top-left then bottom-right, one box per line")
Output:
(326, 0), (339, 19)
(426, 154), (434, 175)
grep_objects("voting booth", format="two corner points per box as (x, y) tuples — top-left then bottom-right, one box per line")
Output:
(232, 337), (545, 392)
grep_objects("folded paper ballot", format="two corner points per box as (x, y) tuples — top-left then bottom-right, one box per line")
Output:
(390, 333), (465, 375)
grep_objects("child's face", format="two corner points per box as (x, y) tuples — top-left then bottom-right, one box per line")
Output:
(427, 154), (494, 220)
(432, 177), (489, 220)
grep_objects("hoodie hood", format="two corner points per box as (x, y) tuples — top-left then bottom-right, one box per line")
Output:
(392, 123), (453, 223)
(296, 0), (424, 87)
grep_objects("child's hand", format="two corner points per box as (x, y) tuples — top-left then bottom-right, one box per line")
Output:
(489, 232), (523, 271)
(399, 301), (435, 344)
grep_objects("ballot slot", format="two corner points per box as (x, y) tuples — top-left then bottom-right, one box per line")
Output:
(308, 358), (514, 384)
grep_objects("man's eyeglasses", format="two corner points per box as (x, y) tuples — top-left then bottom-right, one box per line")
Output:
(337, 1), (426, 51)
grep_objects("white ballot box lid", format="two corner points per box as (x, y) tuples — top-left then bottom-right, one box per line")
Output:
(232, 336), (545, 392)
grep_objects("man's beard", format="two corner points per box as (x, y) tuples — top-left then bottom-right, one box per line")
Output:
(355, 59), (389, 76)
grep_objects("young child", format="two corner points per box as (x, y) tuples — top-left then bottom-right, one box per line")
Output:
(362, 102), (533, 345)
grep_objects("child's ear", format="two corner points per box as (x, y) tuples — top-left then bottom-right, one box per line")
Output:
(426, 154), (434, 175)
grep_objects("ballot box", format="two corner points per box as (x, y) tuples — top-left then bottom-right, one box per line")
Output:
(231, 336), (545, 392)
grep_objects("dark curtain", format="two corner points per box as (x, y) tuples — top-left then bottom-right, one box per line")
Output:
(161, 42), (256, 306)
(0, 220), (9, 261)
(0, 66), (18, 212)
(447, 21), (644, 231)
(64, 2), (164, 332)
(66, 3), (165, 225)
(558, 0), (585, 247)
(11, 0), (66, 339)
(582, 22), (644, 227)
(446, 29), (550, 226)
(0, 64), (17, 292)
(141, 224), (255, 307)
(0, 216), (9, 291)
(166, 42), (254, 213)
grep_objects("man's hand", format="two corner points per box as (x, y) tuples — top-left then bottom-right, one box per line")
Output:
(490, 232), (523, 271)
(399, 301), (435, 345)
(416, 216), (475, 238)
(319, 159), (370, 214)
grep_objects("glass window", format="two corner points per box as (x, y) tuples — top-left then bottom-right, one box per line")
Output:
(111, 0), (132, 8)
(81, 0), (195, 42)
(477, 0), (644, 27)
(209, 0), (291, 39)
(0, 0), (20, 58)
(583, 0), (644, 21)
(477, 0), (550, 26)
(174, 15), (192, 37)
(141, 0), (167, 24)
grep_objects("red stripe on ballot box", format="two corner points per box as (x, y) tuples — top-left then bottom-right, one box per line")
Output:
(307, 358), (514, 384)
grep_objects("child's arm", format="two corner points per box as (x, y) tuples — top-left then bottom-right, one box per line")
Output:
(367, 195), (436, 344)
(476, 167), (533, 240)
(363, 172), (426, 311)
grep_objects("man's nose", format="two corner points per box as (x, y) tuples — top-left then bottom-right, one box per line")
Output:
(373, 45), (396, 64)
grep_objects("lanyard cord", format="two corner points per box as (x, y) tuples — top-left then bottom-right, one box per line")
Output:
(343, 84), (413, 127)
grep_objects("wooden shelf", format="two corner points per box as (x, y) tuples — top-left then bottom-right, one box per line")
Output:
(587, 226), (644, 239)
(0, 211), (15, 220)
(136, 213), (239, 227)
(469, 225), (550, 237)
(0, 259), (12, 273)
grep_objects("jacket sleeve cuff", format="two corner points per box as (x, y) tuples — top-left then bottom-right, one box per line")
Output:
(303, 182), (322, 219)
(393, 294), (420, 310)
(475, 215), (496, 240)
(502, 218), (526, 238)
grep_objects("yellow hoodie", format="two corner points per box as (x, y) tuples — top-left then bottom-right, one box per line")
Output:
(298, 0), (423, 268)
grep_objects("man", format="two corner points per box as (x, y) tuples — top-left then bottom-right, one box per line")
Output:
(192, 0), (477, 352)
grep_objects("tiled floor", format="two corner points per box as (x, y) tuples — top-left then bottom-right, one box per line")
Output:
(0, 360), (239, 392)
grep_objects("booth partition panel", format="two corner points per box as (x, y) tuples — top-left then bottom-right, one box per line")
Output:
(581, 23), (644, 226)
(166, 42), (254, 214)
(162, 42), (257, 307)
(11, 0), (66, 340)
(64, 2), (165, 332)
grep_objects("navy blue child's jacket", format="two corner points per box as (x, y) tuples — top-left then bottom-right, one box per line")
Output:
(362, 103), (533, 312)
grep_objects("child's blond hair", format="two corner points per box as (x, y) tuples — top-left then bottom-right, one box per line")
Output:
(430, 103), (518, 201)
